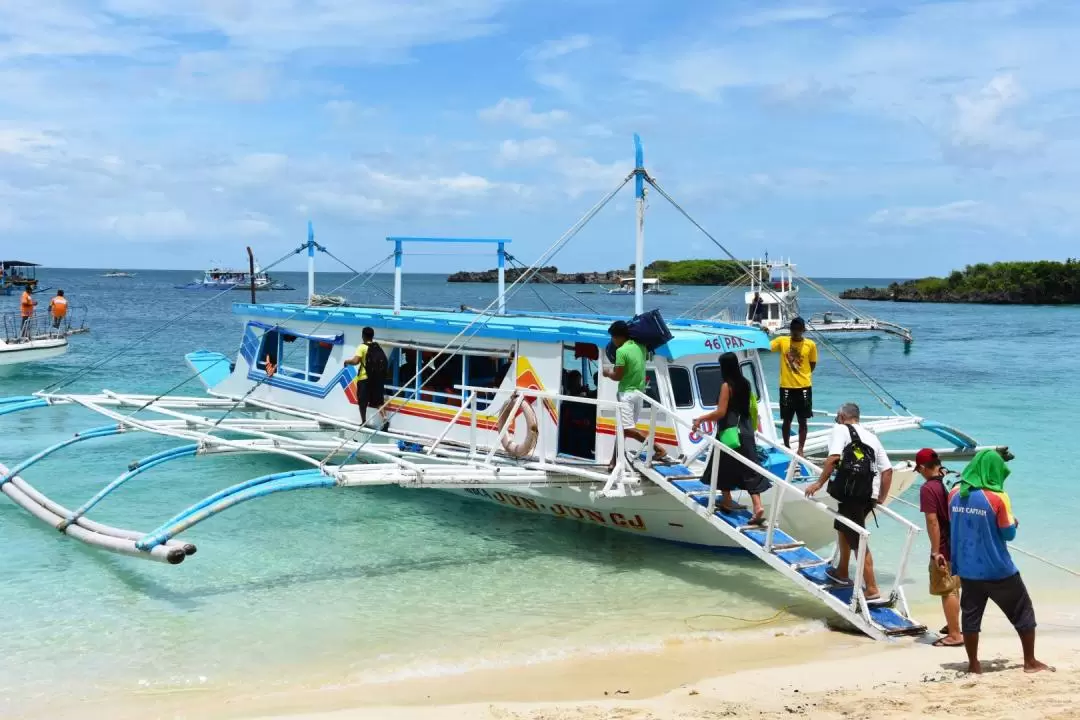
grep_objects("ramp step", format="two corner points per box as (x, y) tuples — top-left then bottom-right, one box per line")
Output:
(774, 546), (822, 566)
(639, 462), (925, 641)
(651, 464), (697, 479)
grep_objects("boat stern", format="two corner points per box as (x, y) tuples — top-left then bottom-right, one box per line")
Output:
(184, 350), (234, 390)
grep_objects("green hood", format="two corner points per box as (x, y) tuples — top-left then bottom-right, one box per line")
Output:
(959, 449), (1010, 498)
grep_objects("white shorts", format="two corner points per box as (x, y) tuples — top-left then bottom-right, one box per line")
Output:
(617, 392), (643, 431)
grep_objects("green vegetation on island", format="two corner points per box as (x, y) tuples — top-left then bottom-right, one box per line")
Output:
(840, 260), (1080, 305)
(447, 258), (749, 285)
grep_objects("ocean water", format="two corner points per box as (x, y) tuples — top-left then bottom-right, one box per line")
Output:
(0, 268), (1077, 716)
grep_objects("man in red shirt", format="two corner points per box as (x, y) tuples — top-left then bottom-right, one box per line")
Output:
(917, 448), (963, 647)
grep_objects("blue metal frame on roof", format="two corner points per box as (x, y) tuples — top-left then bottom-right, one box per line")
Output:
(233, 303), (773, 357)
(386, 237), (512, 244)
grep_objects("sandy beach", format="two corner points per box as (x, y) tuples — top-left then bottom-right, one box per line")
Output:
(266, 624), (1080, 720)
(54, 602), (1076, 720)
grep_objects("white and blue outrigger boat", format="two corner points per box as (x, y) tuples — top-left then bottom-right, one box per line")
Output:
(0, 137), (1004, 641)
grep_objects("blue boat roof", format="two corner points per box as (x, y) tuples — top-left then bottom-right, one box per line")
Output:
(234, 303), (772, 358)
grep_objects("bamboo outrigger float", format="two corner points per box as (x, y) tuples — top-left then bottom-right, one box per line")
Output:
(0, 136), (1005, 641)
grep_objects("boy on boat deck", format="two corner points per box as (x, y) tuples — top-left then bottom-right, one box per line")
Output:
(344, 326), (389, 431)
(603, 321), (667, 470)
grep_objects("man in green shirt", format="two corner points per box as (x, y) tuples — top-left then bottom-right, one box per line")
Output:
(603, 321), (667, 470)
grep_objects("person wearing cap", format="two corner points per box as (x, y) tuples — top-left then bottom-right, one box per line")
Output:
(916, 448), (963, 647)
(603, 320), (667, 470)
(770, 317), (817, 457)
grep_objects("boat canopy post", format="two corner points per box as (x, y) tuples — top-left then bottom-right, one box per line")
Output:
(386, 237), (513, 315)
(307, 221), (316, 303)
(633, 133), (645, 316)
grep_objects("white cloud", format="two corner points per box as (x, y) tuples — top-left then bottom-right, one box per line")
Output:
(554, 155), (629, 198)
(945, 74), (1041, 166)
(478, 98), (570, 129)
(868, 200), (997, 228)
(735, 6), (843, 28)
(0, 127), (64, 156)
(526, 34), (591, 62)
(497, 137), (558, 164)
(100, 209), (197, 239)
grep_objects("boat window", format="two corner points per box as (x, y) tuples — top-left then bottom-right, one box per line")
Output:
(644, 369), (662, 404)
(769, 304), (780, 320)
(466, 355), (511, 410)
(740, 361), (761, 400)
(695, 365), (722, 406)
(668, 366), (694, 408)
(307, 340), (334, 381)
(257, 329), (280, 373)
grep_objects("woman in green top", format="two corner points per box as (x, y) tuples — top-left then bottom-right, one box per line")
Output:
(692, 352), (769, 524)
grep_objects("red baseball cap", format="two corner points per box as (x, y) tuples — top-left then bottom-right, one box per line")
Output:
(915, 448), (939, 468)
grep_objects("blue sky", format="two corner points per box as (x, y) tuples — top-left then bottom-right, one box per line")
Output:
(1, 0), (1078, 276)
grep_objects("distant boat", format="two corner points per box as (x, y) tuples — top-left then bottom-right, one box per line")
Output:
(176, 263), (294, 291)
(102, 271), (136, 278)
(310, 293), (347, 307)
(1, 260), (40, 295)
(604, 277), (673, 295)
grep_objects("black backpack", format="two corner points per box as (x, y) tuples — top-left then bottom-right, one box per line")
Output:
(364, 342), (388, 382)
(827, 425), (876, 503)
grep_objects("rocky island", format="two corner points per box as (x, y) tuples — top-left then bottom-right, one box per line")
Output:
(448, 258), (748, 285)
(841, 260), (1080, 305)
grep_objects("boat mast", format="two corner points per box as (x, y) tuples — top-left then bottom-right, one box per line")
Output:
(633, 133), (645, 316)
(307, 221), (316, 304)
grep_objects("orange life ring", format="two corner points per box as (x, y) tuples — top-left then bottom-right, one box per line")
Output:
(497, 400), (538, 458)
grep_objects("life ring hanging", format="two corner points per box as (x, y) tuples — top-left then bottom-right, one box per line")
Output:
(497, 400), (538, 458)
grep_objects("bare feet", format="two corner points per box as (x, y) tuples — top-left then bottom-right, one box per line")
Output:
(967, 660), (982, 674)
(1024, 660), (1053, 674)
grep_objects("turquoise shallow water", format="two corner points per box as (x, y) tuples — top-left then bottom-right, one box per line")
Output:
(1, 269), (1077, 715)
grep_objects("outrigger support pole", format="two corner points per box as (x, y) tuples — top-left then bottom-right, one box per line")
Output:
(633, 133), (646, 317)
(307, 220), (316, 303)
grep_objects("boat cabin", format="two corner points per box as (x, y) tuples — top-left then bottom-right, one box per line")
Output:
(210, 304), (778, 468)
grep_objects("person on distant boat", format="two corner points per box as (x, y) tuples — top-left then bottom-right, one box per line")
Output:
(603, 321), (667, 470)
(19, 288), (36, 339)
(915, 448), (964, 648)
(691, 352), (769, 524)
(771, 317), (817, 457)
(948, 449), (1049, 674)
(344, 326), (389, 431)
(749, 292), (766, 324)
(804, 402), (891, 605)
(48, 289), (68, 330)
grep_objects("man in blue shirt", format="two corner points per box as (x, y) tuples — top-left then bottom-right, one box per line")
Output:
(949, 450), (1049, 674)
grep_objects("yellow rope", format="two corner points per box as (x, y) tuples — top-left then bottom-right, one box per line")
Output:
(684, 605), (806, 631)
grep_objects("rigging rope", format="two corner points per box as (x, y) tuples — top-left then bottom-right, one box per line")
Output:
(504, 252), (602, 315)
(320, 172), (635, 469)
(888, 494), (1079, 579)
(38, 244), (308, 396)
(642, 175), (907, 415)
(116, 252), (396, 424)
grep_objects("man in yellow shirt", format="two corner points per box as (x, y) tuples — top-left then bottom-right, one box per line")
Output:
(770, 317), (817, 457)
(343, 326), (389, 430)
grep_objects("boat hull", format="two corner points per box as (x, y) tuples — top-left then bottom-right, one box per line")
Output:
(0, 338), (68, 366)
(432, 466), (917, 551)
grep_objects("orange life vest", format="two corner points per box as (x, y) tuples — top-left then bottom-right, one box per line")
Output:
(20, 291), (34, 318)
(264, 355), (276, 377)
(50, 296), (68, 318)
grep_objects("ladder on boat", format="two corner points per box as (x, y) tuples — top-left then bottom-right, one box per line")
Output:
(633, 458), (926, 641)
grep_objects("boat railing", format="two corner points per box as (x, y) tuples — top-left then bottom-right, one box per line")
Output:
(632, 390), (921, 618)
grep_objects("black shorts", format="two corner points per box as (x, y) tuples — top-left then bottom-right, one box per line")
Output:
(357, 379), (385, 408)
(779, 387), (813, 422)
(834, 500), (874, 551)
(960, 573), (1036, 634)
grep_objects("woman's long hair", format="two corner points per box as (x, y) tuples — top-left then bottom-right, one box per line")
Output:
(719, 352), (751, 416)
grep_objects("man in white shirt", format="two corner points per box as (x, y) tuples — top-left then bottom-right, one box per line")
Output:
(804, 402), (893, 604)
